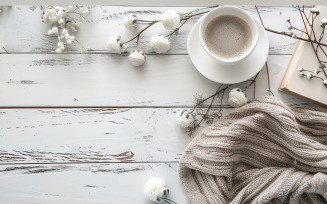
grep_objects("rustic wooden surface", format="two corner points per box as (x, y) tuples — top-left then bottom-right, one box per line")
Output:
(0, 5), (316, 204)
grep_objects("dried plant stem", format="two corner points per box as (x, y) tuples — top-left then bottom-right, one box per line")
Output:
(123, 6), (219, 45)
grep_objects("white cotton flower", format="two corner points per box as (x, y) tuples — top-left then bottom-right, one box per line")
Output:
(55, 48), (61, 53)
(321, 18), (327, 26)
(311, 8), (320, 14)
(228, 88), (247, 108)
(150, 34), (170, 54)
(58, 19), (64, 24)
(299, 68), (304, 72)
(128, 50), (146, 66)
(65, 34), (70, 40)
(161, 10), (180, 30)
(15, 5), (22, 10)
(124, 14), (138, 30)
(299, 72), (305, 77)
(177, 114), (191, 128)
(313, 69), (320, 74)
(29, 5), (37, 11)
(307, 72), (313, 79)
(107, 35), (127, 54)
(323, 80), (327, 85)
(144, 177), (168, 202)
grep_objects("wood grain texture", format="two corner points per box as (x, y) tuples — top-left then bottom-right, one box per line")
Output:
(0, 54), (314, 107)
(0, 6), (309, 54)
(0, 163), (187, 204)
(0, 107), (207, 163)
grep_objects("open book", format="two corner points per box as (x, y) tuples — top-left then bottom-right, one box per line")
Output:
(279, 5), (327, 107)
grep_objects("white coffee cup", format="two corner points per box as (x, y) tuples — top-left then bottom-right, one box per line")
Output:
(199, 6), (259, 65)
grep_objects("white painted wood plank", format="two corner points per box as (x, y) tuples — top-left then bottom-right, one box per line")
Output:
(0, 54), (314, 107)
(0, 163), (187, 204)
(0, 6), (309, 54)
(0, 108), (199, 163)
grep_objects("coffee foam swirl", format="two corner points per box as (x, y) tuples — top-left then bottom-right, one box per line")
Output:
(204, 15), (253, 61)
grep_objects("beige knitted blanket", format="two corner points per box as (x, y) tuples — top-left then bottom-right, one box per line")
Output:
(179, 97), (327, 204)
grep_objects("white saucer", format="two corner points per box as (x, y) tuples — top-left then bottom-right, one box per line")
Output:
(187, 16), (269, 84)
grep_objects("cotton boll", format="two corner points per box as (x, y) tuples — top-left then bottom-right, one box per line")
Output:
(124, 14), (137, 30)
(228, 88), (247, 108)
(161, 10), (180, 30)
(149, 34), (170, 54)
(144, 177), (168, 202)
(107, 35), (127, 54)
(128, 50), (146, 66)
(177, 113), (192, 128)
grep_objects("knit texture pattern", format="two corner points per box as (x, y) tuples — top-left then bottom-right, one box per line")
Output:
(179, 96), (327, 204)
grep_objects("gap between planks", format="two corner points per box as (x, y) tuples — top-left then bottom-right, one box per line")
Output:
(0, 105), (234, 109)
(0, 52), (293, 55)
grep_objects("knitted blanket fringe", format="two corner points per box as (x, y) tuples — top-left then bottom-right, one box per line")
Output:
(179, 96), (327, 204)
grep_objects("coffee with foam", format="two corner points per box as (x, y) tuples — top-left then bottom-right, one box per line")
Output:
(204, 14), (253, 61)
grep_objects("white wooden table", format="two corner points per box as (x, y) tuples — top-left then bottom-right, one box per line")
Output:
(0, 5), (315, 204)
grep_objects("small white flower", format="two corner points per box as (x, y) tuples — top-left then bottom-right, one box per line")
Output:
(321, 18), (327, 26)
(70, 27), (77, 32)
(70, 36), (75, 42)
(58, 19), (64, 24)
(65, 34), (70, 40)
(62, 28), (68, 35)
(177, 114), (191, 128)
(52, 27), (58, 34)
(311, 8), (320, 14)
(124, 14), (138, 30)
(66, 39), (72, 44)
(161, 10), (180, 30)
(59, 35), (64, 40)
(47, 29), (54, 35)
(313, 69), (320, 74)
(55, 48), (61, 53)
(144, 177), (168, 202)
(228, 88), (247, 108)
(299, 68), (304, 72)
(107, 35), (127, 54)
(307, 72), (313, 79)
(29, 5), (37, 11)
(72, 21), (79, 28)
(299, 72), (305, 77)
(82, 9), (89, 15)
(15, 5), (22, 10)
(91, 19), (94, 22)
(128, 50), (146, 66)
(57, 42), (64, 50)
(67, 5), (73, 11)
(323, 80), (327, 85)
(150, 34), (170, 54)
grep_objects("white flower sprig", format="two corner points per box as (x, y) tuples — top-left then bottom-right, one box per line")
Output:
(287, 7), (327, 86)
(106, 6), (219, 67)
(144, 177), (176, 203)
(15, 5), (107, 53)
(299, 67), (327, 87)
